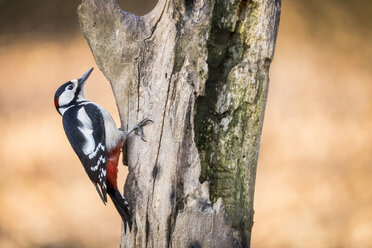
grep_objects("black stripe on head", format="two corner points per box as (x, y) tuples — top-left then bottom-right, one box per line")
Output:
(74, 85), (82, 100)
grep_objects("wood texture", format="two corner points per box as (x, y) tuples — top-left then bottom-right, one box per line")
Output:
(77, 0), (281, 247)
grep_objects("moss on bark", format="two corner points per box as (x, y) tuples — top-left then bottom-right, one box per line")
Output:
(194, 0), (280, 245)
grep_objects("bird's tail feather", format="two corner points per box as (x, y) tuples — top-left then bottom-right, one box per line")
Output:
(107, 187), (132, 233)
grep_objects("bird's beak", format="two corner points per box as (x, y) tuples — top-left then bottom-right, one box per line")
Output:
(78, 67), (94, 88)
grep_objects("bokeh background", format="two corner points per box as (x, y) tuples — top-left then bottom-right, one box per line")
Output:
(0, 0), (371, 247)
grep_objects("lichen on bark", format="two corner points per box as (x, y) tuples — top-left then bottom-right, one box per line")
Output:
(194, 0), (281, 245)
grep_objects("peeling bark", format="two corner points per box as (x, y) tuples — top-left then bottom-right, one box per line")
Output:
(77, 0), (281, 247)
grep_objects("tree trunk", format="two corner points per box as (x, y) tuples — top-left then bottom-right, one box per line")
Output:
(77, 0), (281, 247)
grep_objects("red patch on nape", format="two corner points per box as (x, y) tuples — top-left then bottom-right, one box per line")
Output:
(54, 97), (59, 109)
(106, 142), (123, 189)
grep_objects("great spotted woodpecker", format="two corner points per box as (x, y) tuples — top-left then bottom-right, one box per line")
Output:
(54, 68), (151, 232)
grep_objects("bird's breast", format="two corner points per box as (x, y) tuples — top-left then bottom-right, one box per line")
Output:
(94, 103), (122, 151)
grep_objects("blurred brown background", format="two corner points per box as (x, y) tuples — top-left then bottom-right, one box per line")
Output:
(0, 0), (371, 247)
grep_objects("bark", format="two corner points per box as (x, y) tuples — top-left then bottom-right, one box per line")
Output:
(77, 0), (281, 247)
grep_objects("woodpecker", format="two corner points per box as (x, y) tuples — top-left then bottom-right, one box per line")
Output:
(54, 68), (150, 232)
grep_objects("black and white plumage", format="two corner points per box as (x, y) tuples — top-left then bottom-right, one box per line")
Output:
(54, 68), (133, 231)
(62, 103), (109, 201)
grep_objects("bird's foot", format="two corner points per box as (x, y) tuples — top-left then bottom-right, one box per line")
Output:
(120, 118), (153, 142)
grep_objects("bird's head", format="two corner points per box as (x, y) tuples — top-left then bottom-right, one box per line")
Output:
(54, 67), (93, 115)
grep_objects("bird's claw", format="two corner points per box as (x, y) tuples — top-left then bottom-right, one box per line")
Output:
(126, 118), (153, 142)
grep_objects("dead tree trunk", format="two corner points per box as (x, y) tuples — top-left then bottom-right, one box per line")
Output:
(77, 0), (281, 247)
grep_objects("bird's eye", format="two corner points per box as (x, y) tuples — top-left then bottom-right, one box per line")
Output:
(67, 85), (74, 90)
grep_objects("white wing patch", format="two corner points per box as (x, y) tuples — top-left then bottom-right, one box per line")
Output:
(91, 155), (105, 171)
(98, 167), (107, 183)
(77, 107), (95, 155)
(88, 143), (105, 159)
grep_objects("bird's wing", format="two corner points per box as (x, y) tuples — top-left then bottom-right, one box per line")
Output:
(62, 103), (107, 203)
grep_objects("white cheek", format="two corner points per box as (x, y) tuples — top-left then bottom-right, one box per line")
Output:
(59, 90), (75, 106)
